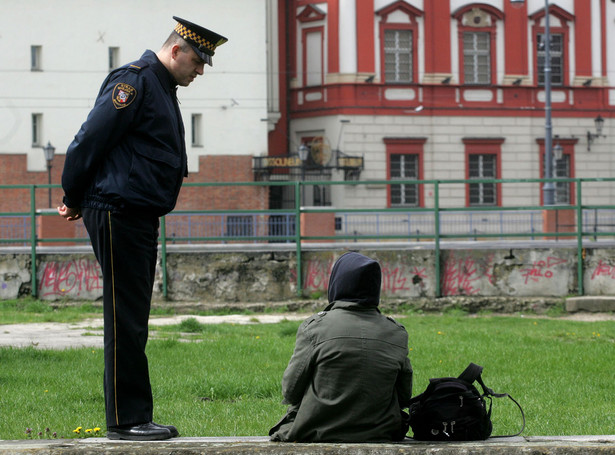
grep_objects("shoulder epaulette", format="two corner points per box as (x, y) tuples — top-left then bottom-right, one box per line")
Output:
(125, 60), (150, 73)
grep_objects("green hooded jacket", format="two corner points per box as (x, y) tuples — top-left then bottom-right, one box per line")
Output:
(269, 252), (413, 442)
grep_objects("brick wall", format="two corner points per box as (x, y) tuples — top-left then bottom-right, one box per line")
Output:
(0, 154), (66, 212)
(0, 153), (267, 213)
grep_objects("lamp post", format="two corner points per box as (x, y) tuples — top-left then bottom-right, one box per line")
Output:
(298, 143), (309, 206)
(541, 0), (555, 206)
(42, 141), (56, 207)
(511, 0), (554, 205)
(587, 115), (605, 151)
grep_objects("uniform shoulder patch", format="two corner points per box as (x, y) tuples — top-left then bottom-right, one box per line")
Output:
(112, 82), (137, 109)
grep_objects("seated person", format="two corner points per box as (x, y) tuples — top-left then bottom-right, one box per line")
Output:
(269, 252), (413, 442)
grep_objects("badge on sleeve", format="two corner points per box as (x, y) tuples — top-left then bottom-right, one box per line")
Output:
(112, 83), (137, 109)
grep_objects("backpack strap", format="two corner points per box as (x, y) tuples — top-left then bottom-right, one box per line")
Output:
(459, 363), (526, 438)
(458, 363), (491, 395)
(490, 393), (526, 438)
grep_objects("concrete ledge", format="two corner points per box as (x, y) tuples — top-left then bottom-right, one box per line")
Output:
(565, 296), (615, 312)
(1, 436), (614, 455)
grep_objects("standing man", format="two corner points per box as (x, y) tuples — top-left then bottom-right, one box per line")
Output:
(58, 17), (227, 441)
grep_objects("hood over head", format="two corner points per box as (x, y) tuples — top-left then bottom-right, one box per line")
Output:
(327, 252), (381, 307)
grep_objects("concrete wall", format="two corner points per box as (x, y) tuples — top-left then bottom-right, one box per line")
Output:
(2, 243), (615, 303)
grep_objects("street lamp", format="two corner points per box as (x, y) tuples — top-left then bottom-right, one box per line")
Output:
(42, 141), (56, 207)
(298, 143), (309, 206)
(587, 115), (606, 151)
(511, 0), (555, 205)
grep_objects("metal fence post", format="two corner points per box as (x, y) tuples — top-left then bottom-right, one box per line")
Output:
(295, 181), (303, 297)
(160, 215), (168, 298)
(576, 179), (584, 296)
(30, 186), (38, 298)
(434, 181), (441, 298)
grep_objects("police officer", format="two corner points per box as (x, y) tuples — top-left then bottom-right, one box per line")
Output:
(58, 17), (227, 441)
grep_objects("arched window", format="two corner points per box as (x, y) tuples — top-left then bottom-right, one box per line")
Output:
(530, 5), (574, 87)
(376, 1), (423, 84)
(452, 4), (503, 86)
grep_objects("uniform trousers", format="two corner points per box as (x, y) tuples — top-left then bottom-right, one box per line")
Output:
(82, 208), (159, 428)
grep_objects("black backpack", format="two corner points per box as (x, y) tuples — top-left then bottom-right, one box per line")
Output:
(408, 363), (525, 441)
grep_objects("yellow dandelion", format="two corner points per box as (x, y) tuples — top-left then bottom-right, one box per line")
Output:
(85, 429), (92, 434)
(73, 427), (82, 434)
(94, 428), (101, 433)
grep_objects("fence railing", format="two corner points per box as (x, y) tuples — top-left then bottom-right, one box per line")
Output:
(1, 177), (615, 298)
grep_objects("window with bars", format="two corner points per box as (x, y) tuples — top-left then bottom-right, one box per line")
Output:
(468, 154), (497, 206)
(390, 154), (419, 206)
(463, 32), (490, 84)
(537, 33), (563, 86)
(384, 29), (413, 83)
(554, 154), (570, 204)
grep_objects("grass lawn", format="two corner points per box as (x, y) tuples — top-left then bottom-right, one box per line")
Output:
(0, 303), (613, 440)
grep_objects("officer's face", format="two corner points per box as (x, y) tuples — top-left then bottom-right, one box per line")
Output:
(170, 46), (205, 86)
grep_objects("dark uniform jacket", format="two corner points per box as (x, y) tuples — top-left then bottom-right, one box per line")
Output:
(269, 252), (413, 442)
(62, 50), (187, 217)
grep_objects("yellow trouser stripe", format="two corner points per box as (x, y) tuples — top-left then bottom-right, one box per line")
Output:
(107, 211), (119, 425)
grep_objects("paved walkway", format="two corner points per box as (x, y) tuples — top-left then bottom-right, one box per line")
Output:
(1, 311), (613, 350)
(0, 313), (307, 349)
(1, 435), (615, 454)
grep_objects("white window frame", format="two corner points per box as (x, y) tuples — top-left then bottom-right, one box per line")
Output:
(191, 114), (202, 147)
(32, 113), (43, 147)
(108, 47), (120, 71)
(31, 45), (42, 71)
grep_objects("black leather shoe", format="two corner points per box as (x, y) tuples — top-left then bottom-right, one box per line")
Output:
(107, 422), (173, 441)
(152, 422), (179, 438)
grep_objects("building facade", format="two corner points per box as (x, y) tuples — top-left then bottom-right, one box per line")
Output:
(1, 0), (614, 242)
(0, 0), (270, 214)
(262, 0), (614, 216)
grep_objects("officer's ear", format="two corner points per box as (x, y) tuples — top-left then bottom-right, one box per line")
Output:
(170, 44), (183, 60)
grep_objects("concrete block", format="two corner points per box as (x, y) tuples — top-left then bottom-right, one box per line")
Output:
(565, 296), (615, 312)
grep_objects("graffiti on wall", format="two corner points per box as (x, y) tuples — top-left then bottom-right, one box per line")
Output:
(441, 252), (495, 296)
(38, 259), (103, 298)
(303, 257), (334, 291)
(303, 257), (429, 295)
(520, 257), (567, 284)
(591, 260), (615, 280)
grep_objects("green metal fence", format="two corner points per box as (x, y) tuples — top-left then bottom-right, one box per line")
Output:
(1, 177), (615, 299)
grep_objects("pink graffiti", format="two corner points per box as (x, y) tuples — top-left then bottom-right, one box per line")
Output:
(381, 266), (411, 293)
(442, 253), (494, 296)
(591, 260), (615, 280)
(303, 259), (429, 295)
(304, 259), (334, 291)
(520, 257), (567, 284)
(39, 259), (103, 298)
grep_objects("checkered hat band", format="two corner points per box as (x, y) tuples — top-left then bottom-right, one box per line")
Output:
(174, 23), (216, 52)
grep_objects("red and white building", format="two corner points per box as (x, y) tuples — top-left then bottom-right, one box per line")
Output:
(1, 0), (614, 239)
(261, 0), (614, 213)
